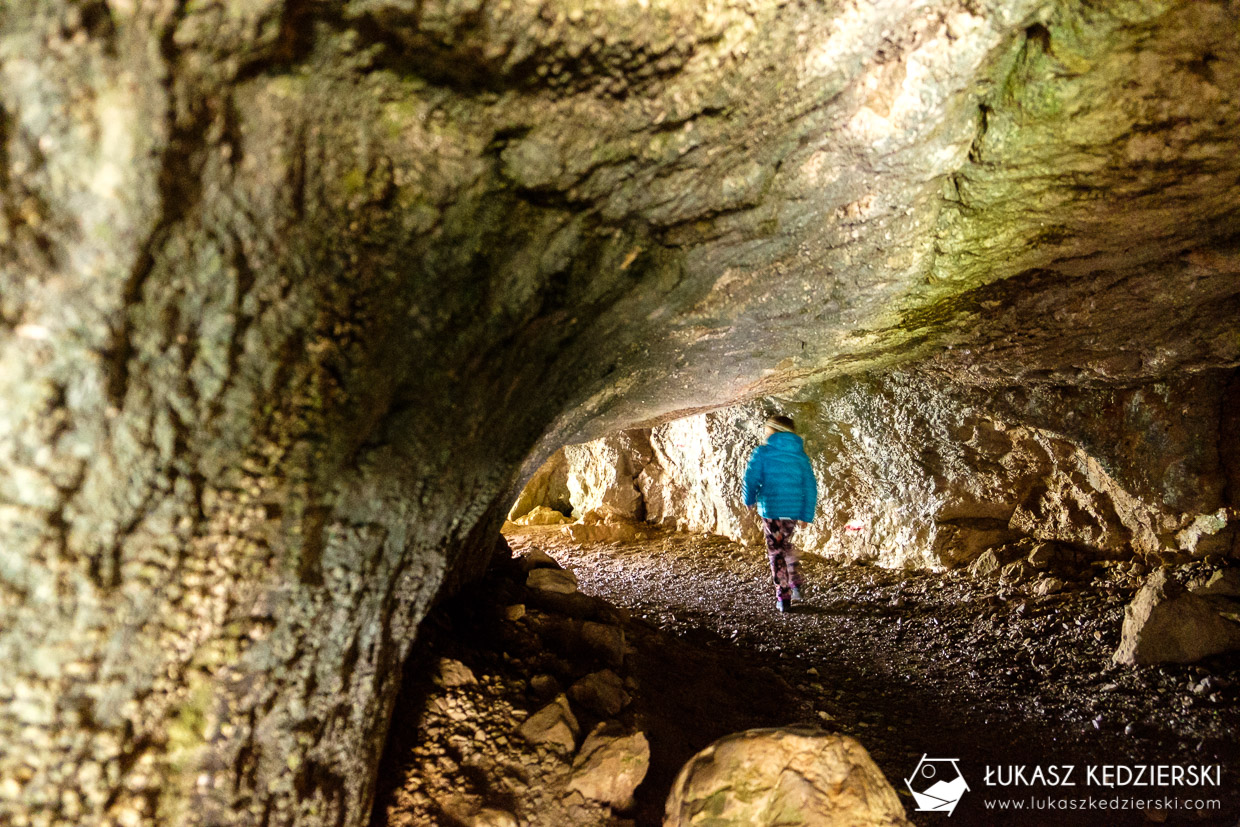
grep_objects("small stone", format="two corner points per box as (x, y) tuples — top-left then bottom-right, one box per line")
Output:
(530, 674), (562, 698)
(1000, 559), (1033, 585)
(1189, 568), (1240, 598)
(1028, 542), (1056, 568)
(505, 604), (526, 621)
(1032, 577), (1064, 597)
(433, 658), (477, 688)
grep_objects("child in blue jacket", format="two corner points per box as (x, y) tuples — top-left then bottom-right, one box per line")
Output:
(743, 415), (817, 612)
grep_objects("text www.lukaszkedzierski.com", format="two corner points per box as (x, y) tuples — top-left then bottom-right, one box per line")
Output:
(983, 796), (1220, 812)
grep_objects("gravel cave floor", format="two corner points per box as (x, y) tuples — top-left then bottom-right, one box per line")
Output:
(372, 526), (1240, 827)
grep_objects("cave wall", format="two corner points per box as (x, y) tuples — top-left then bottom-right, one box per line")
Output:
(2, 1), (1240, 825)
(508, 446), (572, 520)
(539, 368), (1238, 570)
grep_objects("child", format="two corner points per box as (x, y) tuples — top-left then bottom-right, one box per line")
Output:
(742, 415), (818, 612)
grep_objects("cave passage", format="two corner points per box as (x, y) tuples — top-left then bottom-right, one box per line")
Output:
(7, 2), (1240, 825)
(372, 400), (1240, 827)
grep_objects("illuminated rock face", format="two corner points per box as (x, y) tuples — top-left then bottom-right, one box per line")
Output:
(1, 1), (1239, 824)
(539, 369), (1238, 569)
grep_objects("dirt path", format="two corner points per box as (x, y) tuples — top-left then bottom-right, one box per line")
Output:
(511, 527), (1240, 826)
(373, 527), (1240, 827)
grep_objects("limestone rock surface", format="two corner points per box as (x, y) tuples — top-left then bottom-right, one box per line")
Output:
(515, 505), (573, 526)
(664, 728), (912, 827)
(522, 369), (1239, 570)
(518, 694), (580, 752)
(567, 723), (650, 809)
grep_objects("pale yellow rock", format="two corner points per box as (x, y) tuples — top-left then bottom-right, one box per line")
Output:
(517, 694), (579, 753)
(568, 723), (650, 808)
(515, 505), (573, 526)
(664, 728), (913, 827)
(433, 658), (477, 688)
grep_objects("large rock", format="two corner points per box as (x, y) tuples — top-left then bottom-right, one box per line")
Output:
(518, 694), (580, 753)
(567, 723), (650, 809)
(1113, 570), (1240, 665)
(527, 567), (580, 595)
(569, 670), (631, 717)
(664, 728), (912, 826)
(514, 505), (573, 526)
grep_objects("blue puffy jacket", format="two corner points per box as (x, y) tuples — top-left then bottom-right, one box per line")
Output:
(742, 431), (817, 522)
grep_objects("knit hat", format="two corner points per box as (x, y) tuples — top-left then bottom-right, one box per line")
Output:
(765, 415), (795, 433)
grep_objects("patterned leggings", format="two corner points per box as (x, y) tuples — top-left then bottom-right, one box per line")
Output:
(762, 518), (803, 601)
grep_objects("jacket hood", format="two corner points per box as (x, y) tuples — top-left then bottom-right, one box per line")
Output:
(766, 431), (804, 451)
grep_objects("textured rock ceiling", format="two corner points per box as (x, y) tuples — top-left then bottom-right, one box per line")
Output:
(1, 1), (1239, 825)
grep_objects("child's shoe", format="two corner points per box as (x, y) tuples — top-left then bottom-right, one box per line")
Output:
(790, 586), (803, 602)
(777, 596), (791, 612)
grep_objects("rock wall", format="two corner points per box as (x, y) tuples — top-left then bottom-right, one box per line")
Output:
(529, 368), (1238, 570)
(3, 1), (1240, 825)
(509, 447), (572, 520)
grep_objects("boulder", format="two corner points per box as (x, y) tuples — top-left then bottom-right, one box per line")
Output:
(517, 694), (579, 752)
(472, 808), (519, 827)
(515, 505), (573, 526)
(1028, 542), (1056, 568)
(568, 723), (651, 809)
(529, 674), (563, 700)
(999, 559), (1034, 585)
(508, 447), (572, 521)
(968, 549), (1002, 578)
(527, 567), (579, 595)
(569, 670), (631, 717)
(1113, 569), (1240, 665)
(518, 547), (563, 572)
(664, 728), (912, 826)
